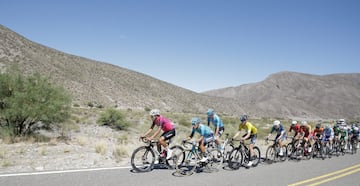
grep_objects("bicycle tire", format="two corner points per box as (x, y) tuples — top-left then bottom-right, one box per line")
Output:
(176, 149), (198, 176)
(265, 146), (276, 164)
(279, 146), (287, 161)
(166, 145), (185, 169)
(228, 148), (243, 170)
(206, 148), (224, 171)
(251, 146), (261, 167)
(130, 146), (155, 172)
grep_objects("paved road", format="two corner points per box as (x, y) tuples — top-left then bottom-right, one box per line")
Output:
(1, 152), (359, 186)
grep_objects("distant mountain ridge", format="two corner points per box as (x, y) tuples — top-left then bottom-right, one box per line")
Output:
(1, 24), (359, 120)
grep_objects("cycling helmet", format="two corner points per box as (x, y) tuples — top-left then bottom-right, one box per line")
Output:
(354, 127), (359, 131)
(301, 120), (307, 126)
(316, 123), (321, 129)
(338, 119), (345, 123)
(273, 120), (281, 127)
(149, 109), (160, 116)
(207, 109), (214, 116)
(191, 117), (201, 125)
(324, 124), (330, 129)
(291, 120), (297, 125)
(240, 115), (248, 122)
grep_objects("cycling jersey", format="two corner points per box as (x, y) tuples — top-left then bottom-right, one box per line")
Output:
(239, 121), (257, 135)
(313, 128), (324, 138)
(270, 124), (286, 141)
(208, 114), (224, 128)
(153, 115), (174, 132)
(300, 125), (311, 138)
(289, 124), (301, 134)
(190, 124), (214, 138)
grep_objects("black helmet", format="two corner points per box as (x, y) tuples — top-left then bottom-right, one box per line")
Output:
(240, 115), (248, 122)
(316, 123), (321, 129)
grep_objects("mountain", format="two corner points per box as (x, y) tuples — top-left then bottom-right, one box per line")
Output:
(203, 71), (360, 120)
(1, 24), (359, 120)
(0, 24), (244, 116)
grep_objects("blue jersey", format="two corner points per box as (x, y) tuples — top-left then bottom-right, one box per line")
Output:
(270, 124), (286, 136)
(190, 124), (213, 137)
(323, 128), (334, 137)
(207, 114), (224, 128)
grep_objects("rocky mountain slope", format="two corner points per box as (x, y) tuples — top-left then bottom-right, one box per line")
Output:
(1, 24), (359, 120)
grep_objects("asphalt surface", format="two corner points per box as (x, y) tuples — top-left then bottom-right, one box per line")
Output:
(1, 152), (359, 186)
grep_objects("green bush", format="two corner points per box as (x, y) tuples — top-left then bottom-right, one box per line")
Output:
(0, 69), (72, 137)
(97, 108), (129, 130)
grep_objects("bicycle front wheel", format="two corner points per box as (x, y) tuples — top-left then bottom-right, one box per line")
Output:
(176, 150), (198, 176)
(130, 146), (155, 172)
(265, 146), (276, 164)
(228, 148), (243, 170)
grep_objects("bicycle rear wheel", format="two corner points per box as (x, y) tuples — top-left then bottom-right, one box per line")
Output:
(166, 145), (185, 169)
(130, 146), (155, 172)
(228, 148), (243, 170)
(206, 148), (224, 171)
(176, 150), (198, 176)
(251, 146), (261, 167)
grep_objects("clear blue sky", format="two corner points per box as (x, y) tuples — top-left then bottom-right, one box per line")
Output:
(1, 0), (359, 92)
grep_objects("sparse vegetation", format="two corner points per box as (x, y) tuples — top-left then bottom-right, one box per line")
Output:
(95, 142), (107, 155)
(97, 108), (129, 130)
(0, 68), (72, 138)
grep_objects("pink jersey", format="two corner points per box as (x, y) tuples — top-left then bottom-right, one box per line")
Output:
(154, 115), (174, 132)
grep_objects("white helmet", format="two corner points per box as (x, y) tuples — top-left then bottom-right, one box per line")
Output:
(301, 120), (307, 126)
(273, 120), (281, 126)
(149, 109), (160, 116)
(291, 120), (297, 125)
(354, 127), (359, 131)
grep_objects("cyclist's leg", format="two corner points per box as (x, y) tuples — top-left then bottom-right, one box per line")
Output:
(161, 129), (176, 159)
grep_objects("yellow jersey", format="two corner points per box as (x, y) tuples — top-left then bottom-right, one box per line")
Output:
(239, 121), (257, 134)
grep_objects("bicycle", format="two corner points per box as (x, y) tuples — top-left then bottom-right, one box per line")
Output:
(131, 137), (185, 172)
(312, 136), (324, 159)
(207, 133), (235, 164)
(265, 137), (287, 164)
(227, 139), (261, 170)
(175, 139), (223, 176)
(286, 136), (304, 161)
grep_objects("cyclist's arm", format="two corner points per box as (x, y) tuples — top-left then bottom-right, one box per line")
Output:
(148, 127), (161, 140)
(242, 129), (251, 140)
(232, 131), (241, 140)
(141, 123), (155, 137)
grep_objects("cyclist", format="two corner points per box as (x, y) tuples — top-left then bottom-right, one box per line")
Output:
(186, 117), (215, 162)
(349, 126), (359, 149)
(141, 109), (175, 160)
(207, 109), (225, 151)
(313, 123), (324, 141)
(322, 124), (334, 150)
(300, 120), (312, 152)
(232, 115), (257, 168)
(289, 120), (301, 139)
(267, 120), (286, 156)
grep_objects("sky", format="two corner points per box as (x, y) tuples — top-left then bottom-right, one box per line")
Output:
(1, 0), (359, 92)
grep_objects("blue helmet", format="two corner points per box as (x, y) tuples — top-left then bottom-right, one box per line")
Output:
(207, 109), (214, 116)
(191, 117), (201, 125)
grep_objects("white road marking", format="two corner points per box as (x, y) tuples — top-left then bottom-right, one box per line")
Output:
(0, 166), (132, 177)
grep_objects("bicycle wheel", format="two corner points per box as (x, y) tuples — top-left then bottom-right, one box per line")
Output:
(228, 148), (243, 170)
(286, 143), (294, 160)
(279, 146), (287, 161)
(251, 146), (261, 167)
(166, 145), (185, 169)
(131, 146), (155, 172)
(206, 148), (224, 171)
(265, 146), (276, 164)
(176, 150), (198, 176)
